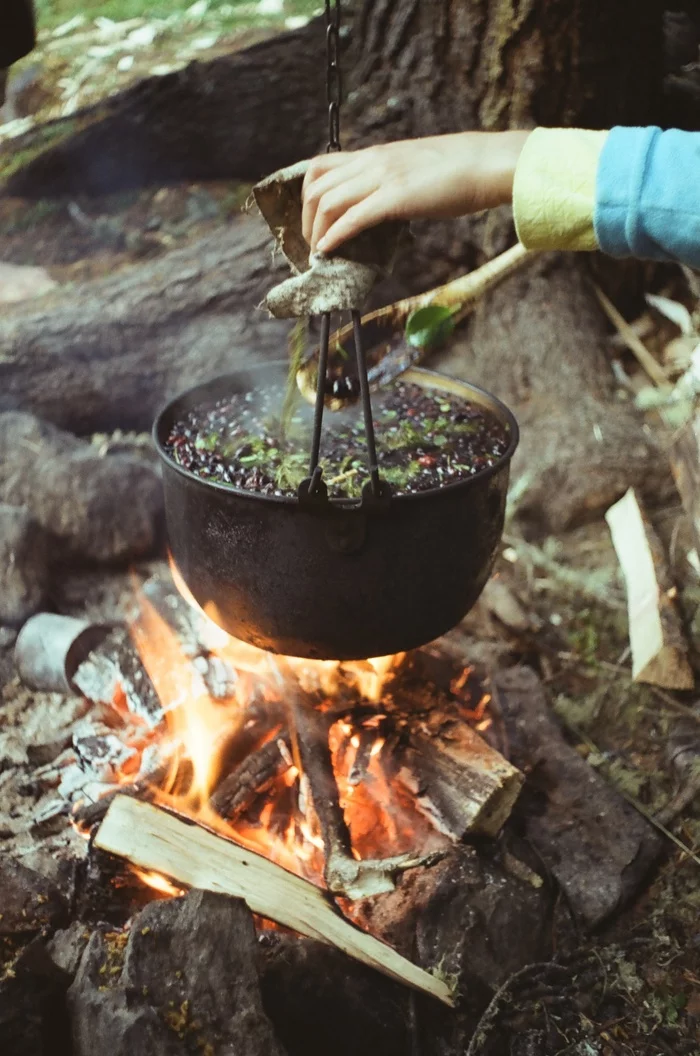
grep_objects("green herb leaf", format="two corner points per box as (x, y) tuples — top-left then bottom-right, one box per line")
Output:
(405, 305), (457, 350)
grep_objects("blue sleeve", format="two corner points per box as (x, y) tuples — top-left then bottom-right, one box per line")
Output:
(594, 126), (700, 269)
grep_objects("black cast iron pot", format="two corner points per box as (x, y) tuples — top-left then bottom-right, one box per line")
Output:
(154, 364), (519, 660)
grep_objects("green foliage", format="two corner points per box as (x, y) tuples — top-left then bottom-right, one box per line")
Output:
(280, 319), (308, 441)
(405, 305), (457, 351)
(273, 452), (308, 493)
(382, 419), (424, 451)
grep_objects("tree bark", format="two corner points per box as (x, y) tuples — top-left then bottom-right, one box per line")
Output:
(343, 0), (667, 530)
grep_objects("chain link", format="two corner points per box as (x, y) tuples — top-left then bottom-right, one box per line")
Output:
(324, 0), (342, 152)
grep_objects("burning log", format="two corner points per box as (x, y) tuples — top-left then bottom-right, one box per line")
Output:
(398, 721), (523, 839)
(605, 487), (694, 689)
(72, 625), (164, 727)
(210, 734), (292, 821)
(285, 678), (443, 900)
(94, 795), (454, 1006)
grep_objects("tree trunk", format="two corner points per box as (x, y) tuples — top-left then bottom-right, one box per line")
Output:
(343, 0), (667, 530)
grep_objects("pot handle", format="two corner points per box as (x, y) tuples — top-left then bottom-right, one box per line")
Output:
(300, 309), (389, 505)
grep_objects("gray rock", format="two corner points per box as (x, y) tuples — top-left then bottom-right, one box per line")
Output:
(0, 412), (162, 562)
(0, 503), (48, 626)
(69, 890), (287, 1056)
(0, 856), (67, 936)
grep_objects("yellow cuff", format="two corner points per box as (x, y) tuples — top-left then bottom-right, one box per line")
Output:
(513, 128), (609, 252)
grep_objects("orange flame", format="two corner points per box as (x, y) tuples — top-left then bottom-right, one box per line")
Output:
(94, 564), (445, 900)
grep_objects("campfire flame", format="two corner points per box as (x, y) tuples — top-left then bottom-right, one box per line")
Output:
(72, 559), (495, 907)
(115, 566), (421, 888)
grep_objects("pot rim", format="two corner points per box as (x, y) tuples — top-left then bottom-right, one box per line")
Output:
(153, 363), (519, 507)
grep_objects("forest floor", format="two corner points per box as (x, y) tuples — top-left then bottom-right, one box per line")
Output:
(0, 5), (699, 1053)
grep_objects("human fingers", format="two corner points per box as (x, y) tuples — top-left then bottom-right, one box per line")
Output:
(301, 151), (359, 201)
(316, 189), (397, 254)
(308, 175), (382, 250)
(301, 159), (367, 245)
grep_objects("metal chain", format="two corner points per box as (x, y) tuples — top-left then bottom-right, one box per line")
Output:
(325, 0), (342, 152)
(307, 1), (383, 500)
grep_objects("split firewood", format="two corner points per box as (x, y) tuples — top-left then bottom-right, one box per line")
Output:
(670, 409), (700, 559)
(605, 487), (694, 689)
(94, 795), (454, 1006)
(398, 721), (523, 839)
(285, 679), (442, 900)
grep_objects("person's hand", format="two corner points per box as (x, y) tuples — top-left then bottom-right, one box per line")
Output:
(301, 130), (531, 254)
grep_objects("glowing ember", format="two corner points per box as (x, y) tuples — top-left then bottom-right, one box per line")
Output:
(134, 868), (185, 898)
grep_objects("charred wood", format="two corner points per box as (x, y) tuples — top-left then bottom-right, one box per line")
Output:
(211, 734), (291, 821)
(285, 677), (440, 900)
(491, 666), (664, 929)
(72, 625), (163, 727)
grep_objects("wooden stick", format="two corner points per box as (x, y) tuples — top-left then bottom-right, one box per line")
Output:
(353, 241), (531, 329)
(286, 680), (441, 899)
(95, 795), (454, 1006)
(594, 285), (671, 389)
(670, 409), (700, 560)
(296, 243), (533, 406)
(605, 488), (694, 689)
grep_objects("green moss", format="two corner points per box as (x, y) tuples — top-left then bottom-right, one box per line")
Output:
(0, 119), (79, 181)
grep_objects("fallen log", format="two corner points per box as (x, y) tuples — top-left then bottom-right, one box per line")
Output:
(94, 794), (454, 1006)
(0, 216), (289, 435)
(605, 487), (694, 689)
(2, 18), (329, 197)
